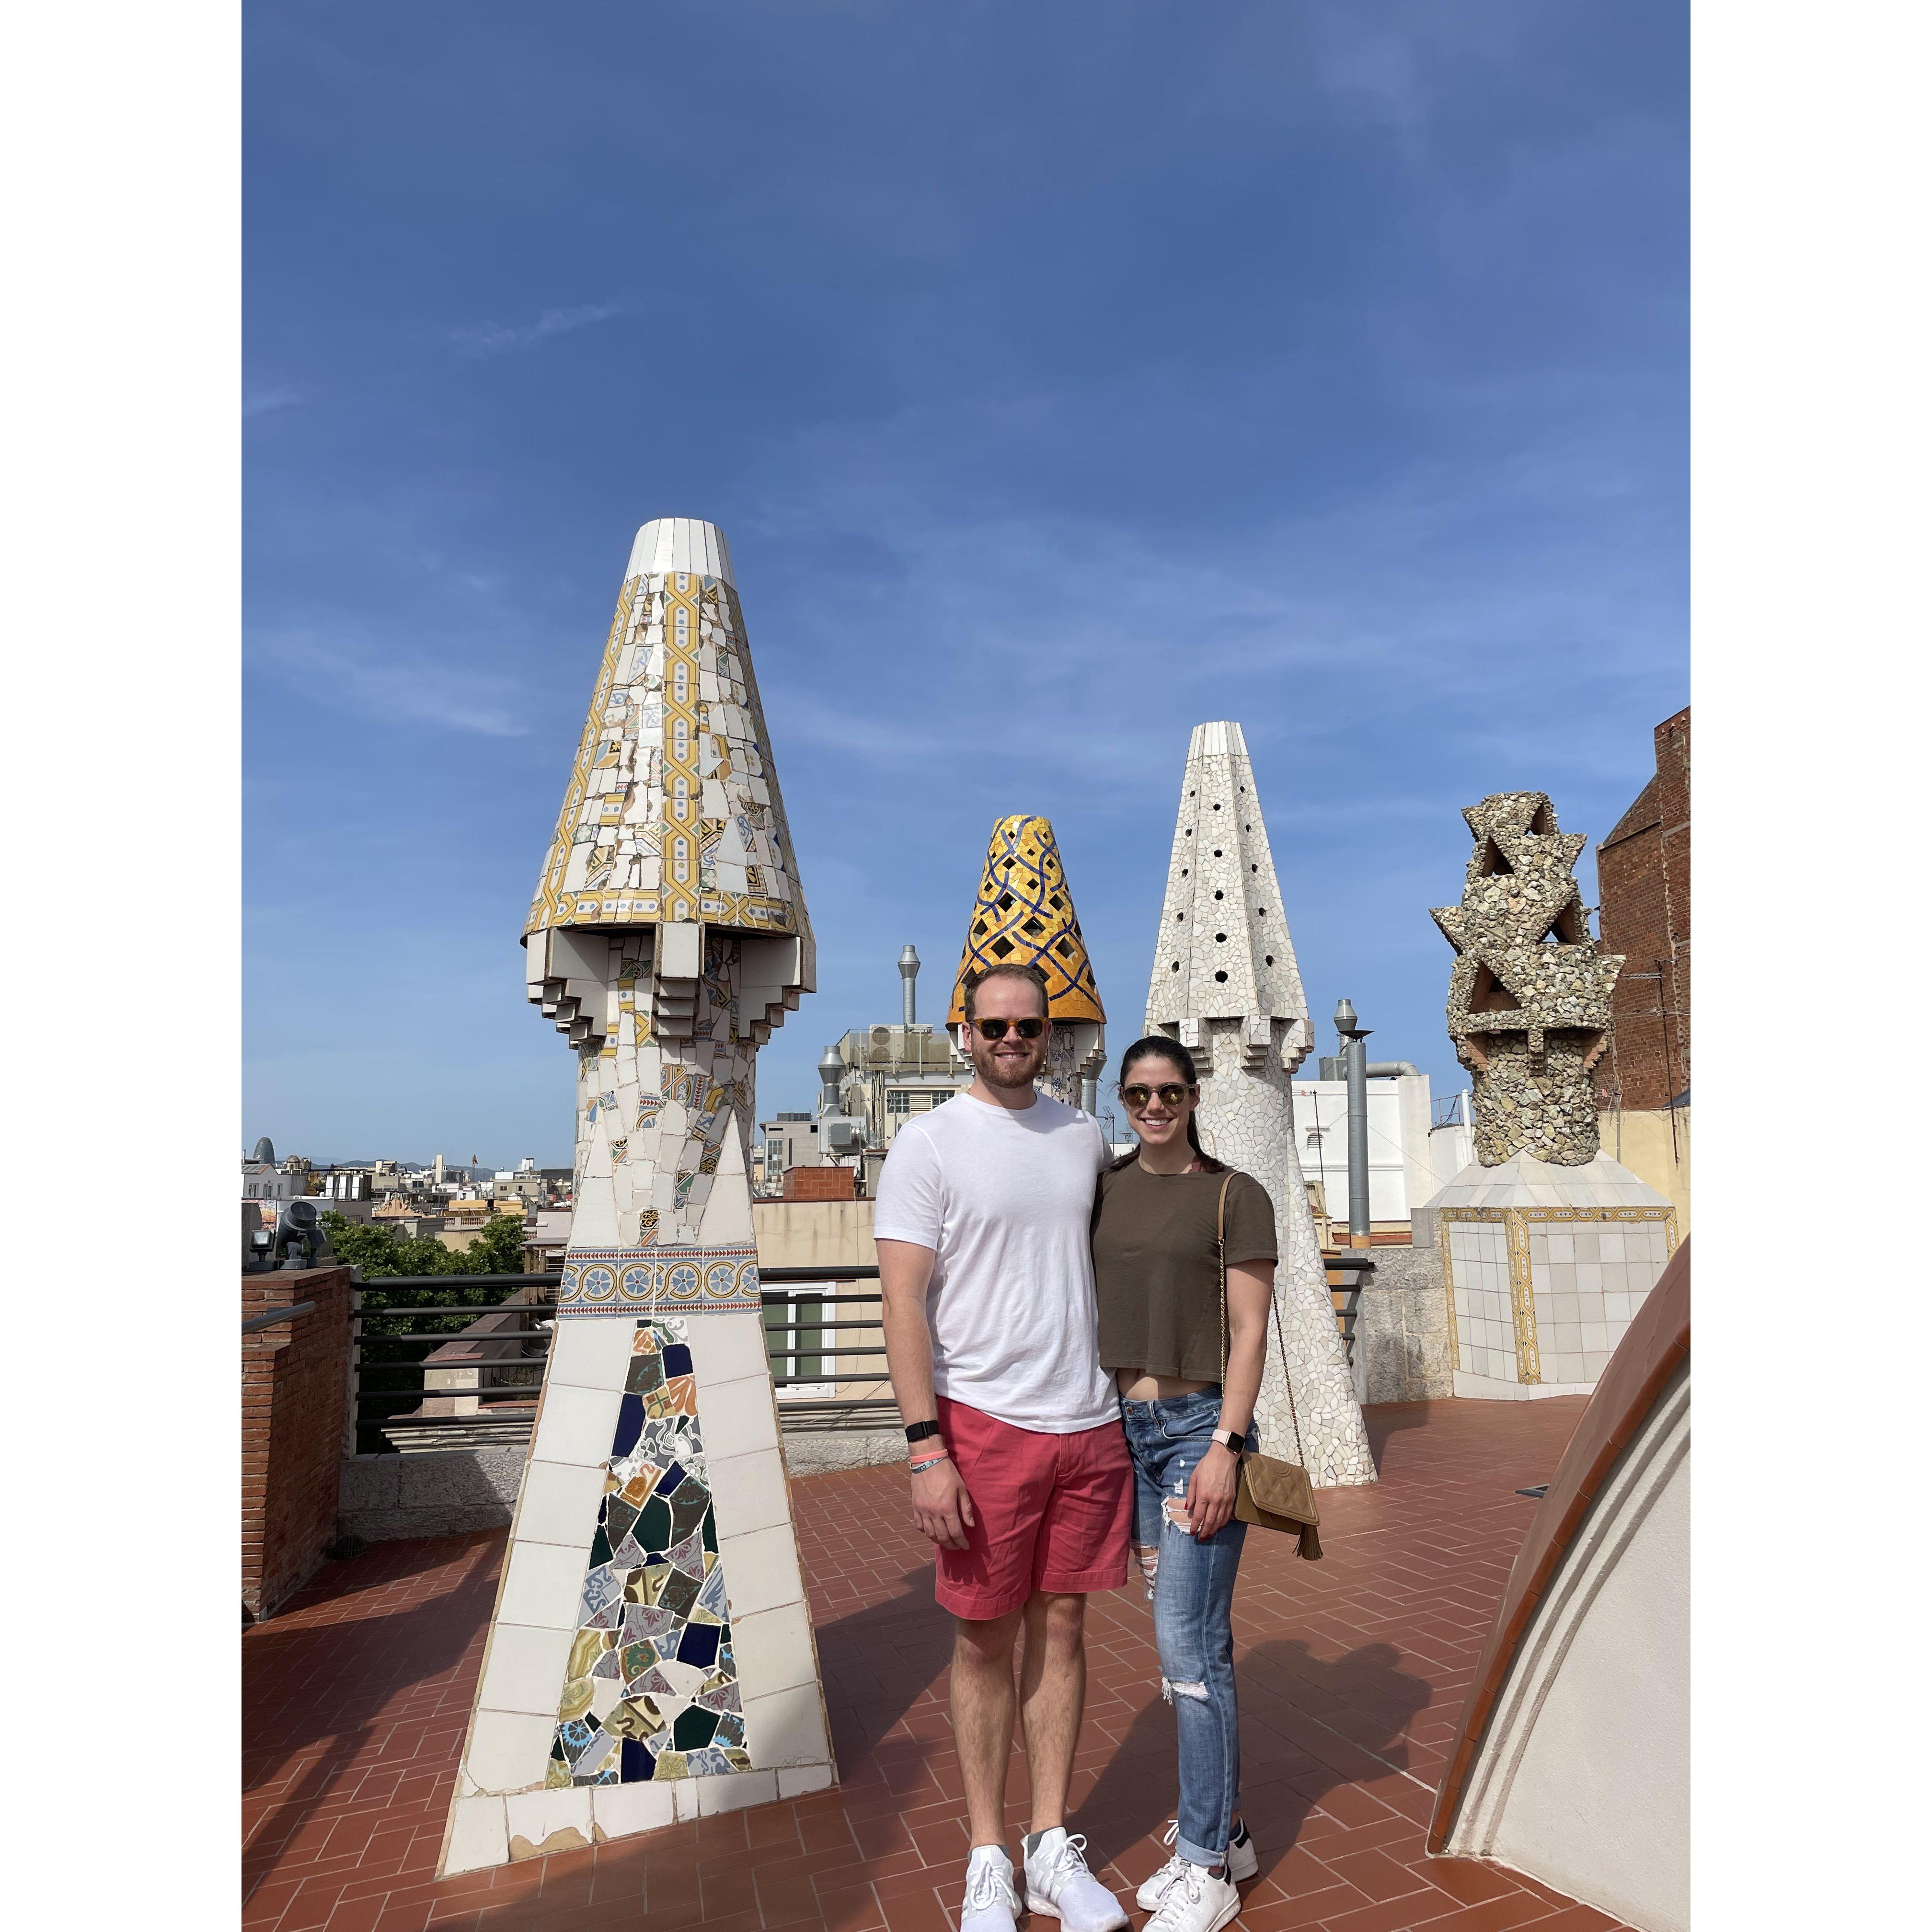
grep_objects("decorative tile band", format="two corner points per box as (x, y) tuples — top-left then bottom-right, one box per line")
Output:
(558, 1245), (760, 1317)
(1514, 1205), (1679, 1252)
(550, 1317), (751, 1784)
(1503, 1211), (1541, 1385)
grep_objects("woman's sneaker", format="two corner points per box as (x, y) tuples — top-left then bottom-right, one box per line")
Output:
(1144, 1859), (1241, 1932)
(1137, 1821), (1257, 1909)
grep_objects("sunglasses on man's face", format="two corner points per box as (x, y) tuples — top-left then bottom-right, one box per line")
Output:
(973, 1015), (1046, 1041)
(1120, 1082), (1194, 1111)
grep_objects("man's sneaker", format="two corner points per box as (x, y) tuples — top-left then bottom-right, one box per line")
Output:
(961, 1847), (1021, 1932)
(1143, 1859), (1242, 1932)
(1023, 1828), (1129, 1932)
(1137, 1822), (1257, 1909)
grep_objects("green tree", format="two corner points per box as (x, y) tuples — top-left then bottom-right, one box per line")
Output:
(460, 1212), (530, 1275)
(321, 1209), (530, 1453)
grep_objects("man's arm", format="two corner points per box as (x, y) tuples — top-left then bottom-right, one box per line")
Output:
(878, 1236), (976, 1551)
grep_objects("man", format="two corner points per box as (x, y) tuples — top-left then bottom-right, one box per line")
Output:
(874, 962), (1129, 1932)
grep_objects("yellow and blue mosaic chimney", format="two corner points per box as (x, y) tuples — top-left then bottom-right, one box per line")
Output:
(443, 520), (834, 1876)
(948, 814), (1105, 1106)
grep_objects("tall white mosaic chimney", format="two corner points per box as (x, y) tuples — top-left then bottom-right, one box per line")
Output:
(1145, 722), (1376, 1487)
(440, 519), (835, 1876)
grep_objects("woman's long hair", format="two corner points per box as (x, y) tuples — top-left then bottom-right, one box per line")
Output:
(1109, 1035), (1224, 1173)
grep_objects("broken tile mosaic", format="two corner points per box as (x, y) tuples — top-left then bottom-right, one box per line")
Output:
(551, 1316), (746, 1783)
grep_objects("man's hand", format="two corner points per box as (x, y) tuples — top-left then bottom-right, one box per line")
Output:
(909, 1457), (977, 1550)
(1186, 1442), (1240, 1541)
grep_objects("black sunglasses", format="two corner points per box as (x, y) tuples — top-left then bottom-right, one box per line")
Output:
(973, 1016), (1047, 1041)
(1120, 1082), (1194, 1111)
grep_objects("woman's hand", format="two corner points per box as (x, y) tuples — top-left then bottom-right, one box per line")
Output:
(909, 1457), (977, 1550)
(1186, 1441), (1240, 1540)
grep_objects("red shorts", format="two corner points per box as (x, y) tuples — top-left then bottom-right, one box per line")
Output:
(932, 1394), (1131, 1620)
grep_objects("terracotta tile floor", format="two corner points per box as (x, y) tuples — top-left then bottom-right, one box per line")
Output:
(243, 1399), (1639, 1932)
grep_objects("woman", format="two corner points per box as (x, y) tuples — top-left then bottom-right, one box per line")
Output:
(1090, 1037), (1275, 1932)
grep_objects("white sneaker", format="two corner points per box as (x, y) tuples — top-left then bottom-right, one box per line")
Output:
(1143, 1859), (1241, 1932)
(1023, 1828), (1129, 1932)
(961, 1847), (1021, 1932)
(1137, 1822), (1257, 1909)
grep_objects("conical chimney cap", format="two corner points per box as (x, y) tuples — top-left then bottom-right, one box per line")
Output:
(625, 518), (736, 588)
(948, 815), (1105, 1025)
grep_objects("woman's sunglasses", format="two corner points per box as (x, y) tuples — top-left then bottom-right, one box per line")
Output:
(973, 1016), (1046, 1041)
(1120, 1082), (1195, 1111)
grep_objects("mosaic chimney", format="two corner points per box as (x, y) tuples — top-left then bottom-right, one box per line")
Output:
(1145, 722), (1376, 1488)
(1430, 792), (1622, 1167)
(1415, 788), (1677, 1401)
(442, 518), (834, 1877)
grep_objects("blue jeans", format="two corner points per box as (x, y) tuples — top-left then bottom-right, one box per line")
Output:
(1120, 1385), (1247, 1869)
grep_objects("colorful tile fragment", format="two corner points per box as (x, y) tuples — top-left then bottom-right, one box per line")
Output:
(550, 1317), (744, 1782)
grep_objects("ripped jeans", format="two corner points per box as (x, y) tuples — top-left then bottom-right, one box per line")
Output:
(1120, 1385), (1247, 1869)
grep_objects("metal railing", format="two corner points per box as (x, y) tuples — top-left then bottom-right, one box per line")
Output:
(243, 1300), (316, 1334)
(759, 1265), (898, 1431)
(346, 1265), (898, 1453)
(349, 1273), (559, 1454)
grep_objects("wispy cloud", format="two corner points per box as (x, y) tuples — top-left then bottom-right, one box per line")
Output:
(450, 303), (621, 358)
(245, 384), (306, 419)
(253, 627), (533, 737)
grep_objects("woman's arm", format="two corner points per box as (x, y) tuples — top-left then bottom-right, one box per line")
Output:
(1186, 1259), (1272, 1539)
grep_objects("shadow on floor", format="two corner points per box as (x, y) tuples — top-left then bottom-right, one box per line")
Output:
(242, 1537), (502, 1896)
(812, 1564), (956, 1776)
(1070, 1637), (1435, 1875)
(1363, 1401), (1445, 1467)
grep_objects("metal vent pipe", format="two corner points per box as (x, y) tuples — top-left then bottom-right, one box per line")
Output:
(898, 945), (920, 1028)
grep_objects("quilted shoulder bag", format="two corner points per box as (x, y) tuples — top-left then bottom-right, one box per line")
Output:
(1217, 1173), (1323, 1561)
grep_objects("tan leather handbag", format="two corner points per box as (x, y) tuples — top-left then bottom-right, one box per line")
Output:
(1217, 1174), (1323, 1561)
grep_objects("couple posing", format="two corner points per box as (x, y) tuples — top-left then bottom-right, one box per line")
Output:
(876, 963), (1279, 1932)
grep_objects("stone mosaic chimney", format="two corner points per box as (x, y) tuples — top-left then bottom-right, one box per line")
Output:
(947, 814), (1105, 1108)
(441, 519), (834, 1877)
(1416, 788), (1677, 1401)
(1145, 722), (1376, 1488)
(1430, 792), (1622, 1167)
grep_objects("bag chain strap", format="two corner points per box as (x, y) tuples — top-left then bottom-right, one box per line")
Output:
(1218, 1173), (1308, 1469)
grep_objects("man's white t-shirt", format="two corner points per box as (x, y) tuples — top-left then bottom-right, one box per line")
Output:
(872, 1088), (1116, 1434)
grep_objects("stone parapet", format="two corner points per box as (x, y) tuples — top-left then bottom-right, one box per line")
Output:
(1350, 1246), (1454, 1405)
(242, 1266), (354, 1619)
(338, 1447), (526, 1541)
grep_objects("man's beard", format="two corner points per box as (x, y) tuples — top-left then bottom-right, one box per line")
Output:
(974, 1037), (1046, 1091)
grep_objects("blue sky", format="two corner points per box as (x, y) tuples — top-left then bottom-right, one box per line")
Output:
(244, 0), (1687, 1167)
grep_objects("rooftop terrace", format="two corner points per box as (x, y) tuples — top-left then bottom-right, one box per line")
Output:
(243, 1398), (1636, 1932)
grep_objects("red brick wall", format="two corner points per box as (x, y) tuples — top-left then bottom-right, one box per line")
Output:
(784, 1165), (856, 1201)
(1597, 708), (1690, 1112)
(242, 1266), (353, 1620)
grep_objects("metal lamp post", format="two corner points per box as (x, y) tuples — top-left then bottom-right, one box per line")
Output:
(1334, 997), (1373, 1248)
